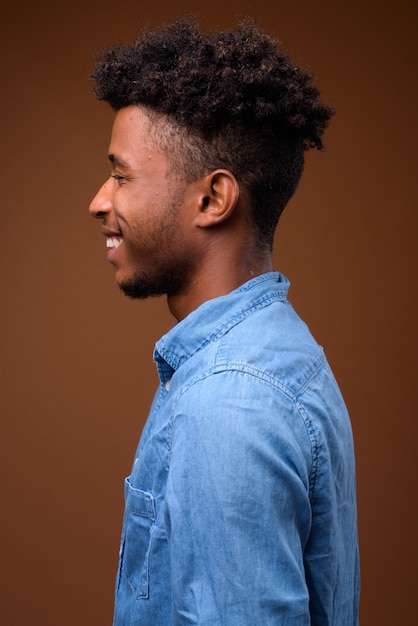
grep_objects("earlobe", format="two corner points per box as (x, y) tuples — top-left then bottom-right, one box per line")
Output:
(195, 169), (240, 228)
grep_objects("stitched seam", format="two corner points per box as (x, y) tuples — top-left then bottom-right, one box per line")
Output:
(157, 290), (287, 370)
(171, 364), (319, 499)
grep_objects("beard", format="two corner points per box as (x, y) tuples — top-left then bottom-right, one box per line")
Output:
(114, 182), (197, 300)
(117, 239), (196, 299)
(119, 267), (188, 300)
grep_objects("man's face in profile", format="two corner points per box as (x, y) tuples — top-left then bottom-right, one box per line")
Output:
(89, 105), (198, 299)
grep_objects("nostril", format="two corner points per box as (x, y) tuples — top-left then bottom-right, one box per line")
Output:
(89, 195), (110, 218)
(92, 211), (105, 219)
(88, 202), (101, 218)
(89, 202), (106, 218)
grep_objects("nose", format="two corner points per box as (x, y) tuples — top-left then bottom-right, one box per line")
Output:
(89, 179), (112, 219)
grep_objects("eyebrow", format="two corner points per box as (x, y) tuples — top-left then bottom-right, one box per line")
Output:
(108, 153), (130, 169)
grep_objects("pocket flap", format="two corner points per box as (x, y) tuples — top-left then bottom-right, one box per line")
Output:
(124, 477), (156, 520)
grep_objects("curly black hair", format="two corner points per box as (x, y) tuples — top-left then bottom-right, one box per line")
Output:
(91, 18), (334, 247)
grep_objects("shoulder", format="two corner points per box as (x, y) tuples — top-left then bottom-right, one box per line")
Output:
(182, 295), (326, 398)
(169, 367), (315, 489)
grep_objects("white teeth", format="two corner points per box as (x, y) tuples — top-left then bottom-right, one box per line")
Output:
(106, 237), (122, 249)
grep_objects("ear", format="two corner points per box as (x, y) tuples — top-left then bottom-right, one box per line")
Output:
(194, 169), (240, 228)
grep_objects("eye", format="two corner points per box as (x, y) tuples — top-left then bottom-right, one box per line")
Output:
(111, 174), (126, 186)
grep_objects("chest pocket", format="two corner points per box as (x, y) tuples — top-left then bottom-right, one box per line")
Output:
(119, 477), (156, 599)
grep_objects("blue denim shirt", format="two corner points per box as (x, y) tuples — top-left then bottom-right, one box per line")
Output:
(113, 272), (360, 625)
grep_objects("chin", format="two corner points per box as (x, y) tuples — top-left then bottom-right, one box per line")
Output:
(119, 283), (159, 300)
(118, 270), (186, 300)
(118, 275), (165, 300)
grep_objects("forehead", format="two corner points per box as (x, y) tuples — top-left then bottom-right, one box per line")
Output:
(110, 105), (151, 149)
(109, 105), (191, 181)
(109, 105), (165, 166)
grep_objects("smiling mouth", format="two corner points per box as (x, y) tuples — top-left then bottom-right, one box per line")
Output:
(106, 237), (123, 249)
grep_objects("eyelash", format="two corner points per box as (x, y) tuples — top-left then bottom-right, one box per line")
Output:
(111, 174), (126, 186)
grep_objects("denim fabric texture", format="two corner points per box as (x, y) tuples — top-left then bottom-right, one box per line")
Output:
(113, 272), (360, 625)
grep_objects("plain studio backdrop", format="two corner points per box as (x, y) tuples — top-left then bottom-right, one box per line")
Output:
(1, 1), (416, 624)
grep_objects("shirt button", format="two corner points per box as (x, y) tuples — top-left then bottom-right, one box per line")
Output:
(165, 379), (171, 391)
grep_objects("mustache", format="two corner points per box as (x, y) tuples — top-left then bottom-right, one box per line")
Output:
(102, 221), (123, 236)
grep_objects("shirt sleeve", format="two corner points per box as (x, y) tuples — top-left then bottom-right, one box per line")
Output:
(164, 368), (314, 625)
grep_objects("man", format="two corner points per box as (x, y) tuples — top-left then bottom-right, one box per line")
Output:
(89, 18), (359, 625)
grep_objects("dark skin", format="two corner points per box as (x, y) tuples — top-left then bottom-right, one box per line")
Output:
(89, 105), (272, 321)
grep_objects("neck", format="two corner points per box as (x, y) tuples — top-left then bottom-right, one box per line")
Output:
(167, 247), (273, 321)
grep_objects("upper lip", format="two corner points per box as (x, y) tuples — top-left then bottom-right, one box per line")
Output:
(102, 225), (122, 238)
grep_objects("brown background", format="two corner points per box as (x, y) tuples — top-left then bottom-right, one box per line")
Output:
(1, 1), (417, 624)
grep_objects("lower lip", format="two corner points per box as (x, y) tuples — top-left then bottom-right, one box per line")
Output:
(107, 243), (123, 263)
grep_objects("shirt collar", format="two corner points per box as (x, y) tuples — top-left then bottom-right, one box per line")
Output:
(153, 271), (289, 384)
